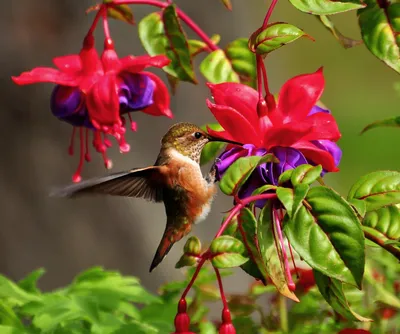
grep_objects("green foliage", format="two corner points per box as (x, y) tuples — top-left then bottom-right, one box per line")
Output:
(284, 186), (365, 288)
(289, 0), (365, 15)
(103, 1), (134, 25)
(358, 0), (400, 74)
(210, 236), (249, 268)
(219, 154), (278, 195)
(200, 50), (240, 84)
(138, 6), (196, 83)
(249, 23), (311, 55)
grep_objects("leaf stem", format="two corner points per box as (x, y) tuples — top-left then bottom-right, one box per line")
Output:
(87, 4), (107, 37)
(262, 0), (279, 29)
(102, 7), (112, 41)
(110, 0), (219, 51)
(364, 230), (400, 261)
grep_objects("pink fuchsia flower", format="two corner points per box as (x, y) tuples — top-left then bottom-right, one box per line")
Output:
(172, 299), (195, 334)
(12, 36), (172, 182)
(207, 68), (341, 195)
(338, 330), (371, 334)
(218, 308), (236, 334)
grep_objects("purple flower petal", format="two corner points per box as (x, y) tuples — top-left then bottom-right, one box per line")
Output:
(312, 139), (342, 174)
(308, 105), (330, 116)
(118, 73), (155, 112)
(51, 85), (92, 127)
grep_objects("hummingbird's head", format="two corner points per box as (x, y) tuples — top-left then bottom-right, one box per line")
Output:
(162, 122), (242, 163)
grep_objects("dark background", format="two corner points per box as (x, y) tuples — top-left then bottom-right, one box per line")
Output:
(2, 0), (399, 293)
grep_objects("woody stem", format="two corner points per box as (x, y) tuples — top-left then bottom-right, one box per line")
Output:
(110, 0), (219, 51)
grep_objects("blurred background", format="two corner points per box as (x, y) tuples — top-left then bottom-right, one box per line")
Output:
(2, 0), (399, 294)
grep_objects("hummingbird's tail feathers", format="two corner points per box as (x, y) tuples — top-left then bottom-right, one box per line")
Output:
(50, 167), (164, 202)
(149, 222), (192, 272)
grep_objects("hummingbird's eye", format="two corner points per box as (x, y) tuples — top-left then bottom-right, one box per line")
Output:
(194, 132), (202, 139)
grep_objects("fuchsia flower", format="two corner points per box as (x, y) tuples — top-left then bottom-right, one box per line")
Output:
(207, 68), (341, 198)
(12, 35), (172, 182)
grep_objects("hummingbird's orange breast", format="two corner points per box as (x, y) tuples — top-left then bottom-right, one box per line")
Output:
(166, 151), (216, 224)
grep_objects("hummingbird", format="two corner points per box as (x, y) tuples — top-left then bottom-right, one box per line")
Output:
(53, 122), (241, 272)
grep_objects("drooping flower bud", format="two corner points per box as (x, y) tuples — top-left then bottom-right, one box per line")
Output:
(218, 308), (236, 334)
(172, 299), (195, 334)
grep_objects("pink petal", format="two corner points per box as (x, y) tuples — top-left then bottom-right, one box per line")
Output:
(207, 82), (259, 127)
(12, 67), (79, 86)
(276, 68), (325, 122)
(292, 140), (338, 172)
(301, 112), (341, 141)
(207, 99), (262, 146)
(86, 74), (120, 128)
(141, 71), (173, 118)
(120, 55), (170, 73)
(53, 55), (82, 73)
(102, 49), (122, 73)
(79, 45), (103, 76)
(263, 123), (311, 148)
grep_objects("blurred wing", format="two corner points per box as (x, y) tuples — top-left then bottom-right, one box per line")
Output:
(51, 167), (164, 202)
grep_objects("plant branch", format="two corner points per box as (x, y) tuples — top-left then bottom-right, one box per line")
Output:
(110, 0), (219, 51)
(180, 193), (277, 300)
(364, 230), (400, 261)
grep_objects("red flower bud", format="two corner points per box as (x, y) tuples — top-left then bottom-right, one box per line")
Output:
(172, 299), (195, 334)
(218, 308), (236, 334)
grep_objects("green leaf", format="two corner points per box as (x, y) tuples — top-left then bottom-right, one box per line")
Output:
(200, 123), (225, 165)
(210, 235), (246, 254)
(358, 0), (400, 73)
(361, 116), (400, 134)
(314, 271), (372, 322)
(114, 321), (159, 334)
(236, 208), (268, 282)
(225, 38), (257, 88)
(318, 15), (362, 48)
(0, 274), (40, 305)
(278, 169), (294, 185)
(104, 1), (134, 25)
(285, 186), (365, 288)
(221, 0), (232, 10)
(0, 326), (26, 334)
(363, 205), (400, 240)
(188, 35), (220, 57)
(348, 171), (400, 212)
(251, 184), (277, 197)
(249, 23), (311, 55)
(276, 184), (309, 218)
(258, 202), (299, 301)
(291, 164), (322, 186)
(349, 198), (367, 217)
(219, 154), (278, 195)
(199, 321), (218, 334)
(138, 8), (195, 82)
(200, 50), (240, 84)
(140, 301), (176, 332)
(175, 254), (199, 268)
(0, 303), (24, 328)
(18, 268), (45, 294)
(210, 236), (248, 268)
(289, 0), (365, 15)
(183, 236), (202, 255)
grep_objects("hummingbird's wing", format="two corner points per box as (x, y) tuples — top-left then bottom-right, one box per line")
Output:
(51, 166), (165, 202)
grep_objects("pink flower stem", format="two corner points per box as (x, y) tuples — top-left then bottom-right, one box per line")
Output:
(262, 0), (279, 29)
(87, 4), (107, 37)
(214, 267), (228, 309)
(273, 207), (295, 291)
(256, 55), (264, 101)
(180, 193), (277, 300)
(110, 0), (219, 52)
(102, 8), (112, 42)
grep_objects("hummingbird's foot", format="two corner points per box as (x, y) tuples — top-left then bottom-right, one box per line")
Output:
(206, 158), (220, 184)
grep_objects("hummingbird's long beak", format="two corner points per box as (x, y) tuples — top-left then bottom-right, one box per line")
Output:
(207, 135), (243, 147)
